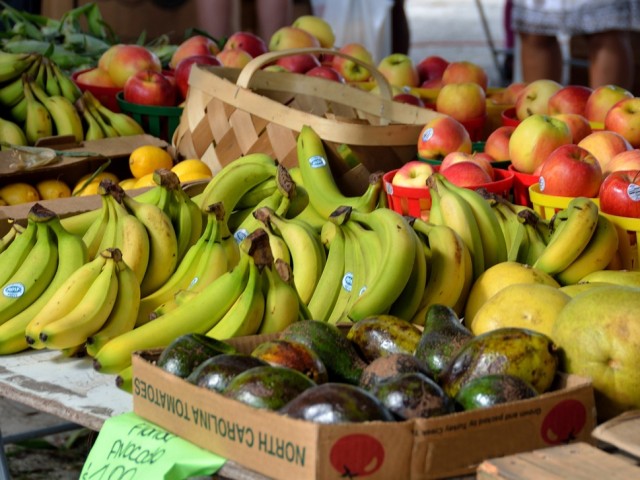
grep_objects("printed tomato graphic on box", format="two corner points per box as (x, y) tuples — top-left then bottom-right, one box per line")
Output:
(540, 399), (588, 445)
(329, 434), (385, 477)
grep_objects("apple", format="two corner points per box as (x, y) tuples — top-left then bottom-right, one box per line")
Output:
(605, 149), (640, 175)
(174, 54), (221, 100)
(578, 130), (632, 173)
(98, 44), (124, 72)
(376, 53), (419, 88)
(489, 81), (527, 105)
(216, 48), (253, 68)
(305, 65), (345, 83)
(440, 151), (494, 179)
(551, 113), (593, 143)
(392, 160), (434, 187)
(123, 69), (177, 106)
(292, 15), (335, 49)
(416, 55), (449, 85)
(435, 82), (486, 122)
(417, 115), (472, 160)
(393, 92), (425, 107)
(585, 84), (634, 124)
(508, 114), (572, 174)
(484, 125), (515, 162)
(275, 52), (321, 73)
(441, 60), (488, 91)
(75, 67), (117, 88)
(547, 85), (593, 115)
(268, 26), (320, 51)
(514, 79), (562, 120)
(538, 144), (603, 197)
(107, 44), (162, 88)
(170, 35), (220, 70)
(223, 31), (268, 58)
(598, 169), (640, 218)
(420, 77), (444, 89)
(331, 43), (374, 82)
(441, 160), (493, 187)
(604, 97), (640, 147)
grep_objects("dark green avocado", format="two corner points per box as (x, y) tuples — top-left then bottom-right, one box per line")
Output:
(186, 353), (268, 392)
(156, 333), (237, 378)
(454, 374), (539, 411)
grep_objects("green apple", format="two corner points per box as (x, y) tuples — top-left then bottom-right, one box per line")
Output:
(331, 43), (374, 83)
(292, 15), (335, 49)
(376, 53), (419, 88)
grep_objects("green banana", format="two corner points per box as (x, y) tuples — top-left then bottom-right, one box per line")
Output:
(0, 117), (28, 147)
(29, 79), (83, 142)
(23, 75), (53, 145)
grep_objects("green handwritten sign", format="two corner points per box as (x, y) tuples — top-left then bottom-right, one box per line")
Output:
(80, 412), (225, 480)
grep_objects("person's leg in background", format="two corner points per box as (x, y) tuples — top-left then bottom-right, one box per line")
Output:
(195, 0), (240, 40)
(587, 30), (634, 89)
(256, 0), (294, 41)
(518, 32), (563, 82)
(392, 0), (410, 54)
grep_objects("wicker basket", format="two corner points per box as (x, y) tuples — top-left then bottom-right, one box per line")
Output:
(171, 48), (441, 194)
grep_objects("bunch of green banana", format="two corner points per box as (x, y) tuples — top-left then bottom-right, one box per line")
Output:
(0, 219), (25, 253)
(0, 205), (88, 354)
(24, 247), (140, 352)
(77, 90), (145, 140)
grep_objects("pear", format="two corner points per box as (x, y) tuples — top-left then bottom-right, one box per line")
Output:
(552, 285), (640, 421)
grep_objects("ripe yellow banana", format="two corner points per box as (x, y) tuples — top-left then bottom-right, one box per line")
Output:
(77, 96), (106, 141)
(30, 80), (83, 142)
(258, 259), (302, 334)
(0, 52), (38, 83)
(326, 221), (359, 325)
(85, 91), (145, 137)
(23, 75), (53, 145)
(39, 248), (119, 350)
(0, 218), (38, 287)
(82, 194), (110, 259)
(60, 208), (102, 237)
(43, 58), (62, 97)
(50, 60), (81, 103)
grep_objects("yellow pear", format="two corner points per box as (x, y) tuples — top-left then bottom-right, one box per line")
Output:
(464, 261), (560, 327)
(470, 283), (571, 337)
(552, 285), (640, 421)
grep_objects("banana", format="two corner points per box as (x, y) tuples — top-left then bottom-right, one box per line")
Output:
(307, 220), (346, 322)
(346, 207), (417, 322)
(96, 192), (119, 253)
(86, 252), (141, 357)
(25, 249), (108, 349)
(258, 259), (302, 334)
(233, 188), (286, 243)
(122, 192), (179, 297)
(29, 79), (83, 142)
(326, 222), (358, 325)
(296, 125), (383, 219)
(493, 200), (528, 263)
(43, 58), (62, 97)
(0, 218), (87, 355)
(0, 218), (38, 287)
(0, 52), (38, 83)
(93, 249), (252, 374)
(85, 91), (144, 137)
(9, 96), (28, 124)
(533, 197), (600, 275)
(0, 221), (19, 254)
(427, 173), (485, 280)
(235, 177), (278, 209)
(516, 209), (548, 266)
(116, 365), (133, 393)
(410, 218), (473, 321)
(77, 96), (105, 141)
(609, 223), (635, 271)
(172, 186), (204, 263)
(0, 213), (59, 325)
(287, 166), (326, 232)
(82, 192), (110, 259)
(0, 117), (27, 147)
(23, 75), (53, 145)
(50, 60), (81, 103)
(578, 268), (640, 288)
(555, 214), (620, 286)
(85, 97), (118, 138)
(60, 208), (102, 237)
(39, 248), (119, 350)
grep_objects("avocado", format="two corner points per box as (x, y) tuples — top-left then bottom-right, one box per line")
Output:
(156, 333), (237, 378)
(223, 365), (316, 411)
(251, 339), (328, 384)
(440, 327), (559, 398)
(346, 314), (422, 362)
(186, 353), (269, 392)
(280, 383), (395, 424)
(280, 320), (366, 385)
(454, 374), (539, 411)
(414, 304), (473, 380)
(359, 353), (432, 390)
(371, 372), (454, 420)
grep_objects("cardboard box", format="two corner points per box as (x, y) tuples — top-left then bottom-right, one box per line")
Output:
(132, 334), (596, 480)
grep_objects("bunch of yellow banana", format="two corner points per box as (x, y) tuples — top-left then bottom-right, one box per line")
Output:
(75, 90), (145, 141)
(0, 204), (88, 355)
(24, 247), (140, 353)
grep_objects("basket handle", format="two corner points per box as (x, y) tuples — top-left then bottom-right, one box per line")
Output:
(235, 47), (394, 100)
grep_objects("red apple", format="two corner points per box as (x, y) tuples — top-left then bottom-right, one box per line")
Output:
(538, 144), (603, 197)
(174, 54), (221, 100)
(484, 125), (515, 162)
(551, 113), (593, 143)
(98, 44), (124, 72)
(489, 81), (527, 105)
(420, 77), (444, 89)
(75, 67), (117, 88)
(547, 85), (593, 116)
(377, 53), (419, 88)
(604, 97), (640, 147)
(170, 35), (220, 70)
(417, 115), (473, 160)
(392, 160), (434, 188)
(441, 60), (488, 91)
(435, 82), (486, 122)
(585, 84), (634, 124)
(441, 160), (493, 187)
(514, 79), (562, 120)
(440, 151), (494, 179)
(509, 114), (572, 174)
(578, 130), (632, 173)
(275, 52), (321, 73)
(217, 48), (253, 68)
(268, 26), (320, 51)
(305, 65), (346, 83)
(598, 169), (640, 218)
(223, 31), (268, 58)
(331, 43), (374, 82)
(123, 69), (177, 106)
(605, 149), (640, 175)
(107, 44), (162, 88)
(416, 55), (449, 85)
(393, 92), (425, 107)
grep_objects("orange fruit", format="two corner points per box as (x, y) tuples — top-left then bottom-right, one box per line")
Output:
(36, 179), (72, 200)
(129, 145), (173, 179)
(0, 182), (40, 205)
(72, 172), (120, 196)
(171, 159), (213, 181)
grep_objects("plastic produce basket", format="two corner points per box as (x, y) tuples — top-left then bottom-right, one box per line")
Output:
(116, 92), (183, 143)
(529, 183), (639, 270)
(508, 164), (539, 207)
(72, 69), (122, 112)
(501, 107), (520, 127)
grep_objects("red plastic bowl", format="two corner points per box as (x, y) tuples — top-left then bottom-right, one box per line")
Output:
(72, 68), (122, 112)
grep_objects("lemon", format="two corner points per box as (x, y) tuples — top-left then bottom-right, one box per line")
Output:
(134, 173), (158, 189)
(72, 172), (120, 196)
(129, 145), (174, 179)
(0, 182), (40, 205)
(36, 179), (72, 200)
(118, 178), (139, 190)
(171, 159), (212, 180)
